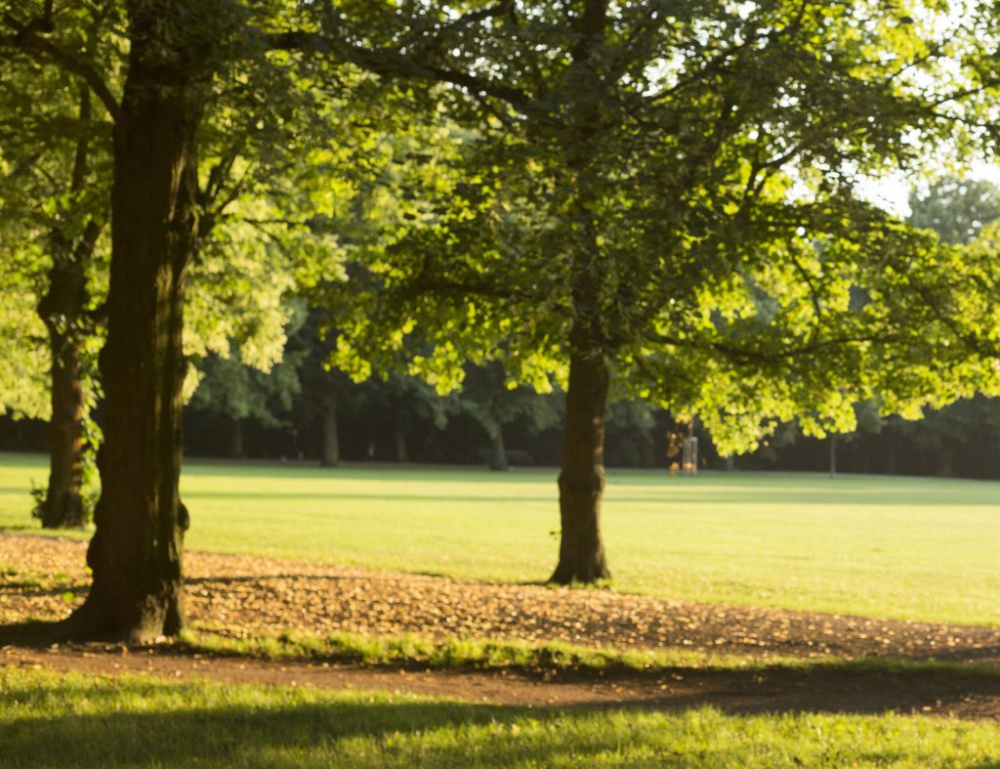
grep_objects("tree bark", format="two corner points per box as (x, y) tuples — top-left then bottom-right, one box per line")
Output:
(550, 340), (611, 584)
(321, 397), (340, 467)
(40, 331), (86, 528)
(37, 241), (90, 529)
(66, 10), (202, 640)
(549, 0), (612, 585)
(37, 89), (99, 529)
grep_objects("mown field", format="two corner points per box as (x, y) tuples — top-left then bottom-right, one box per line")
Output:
(2, 452), (998, 626)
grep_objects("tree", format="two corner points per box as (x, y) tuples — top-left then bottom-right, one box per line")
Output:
(188, 348), (304, 458)
(0, 5), (114, 528)
(450, 362), (562, 470)
(0, 1), (317, 530)
(1, 0), (352, 639)
(909, 178), (1000, 245)
(330, 1), (996, 583)
(877, 177), (1000, 476)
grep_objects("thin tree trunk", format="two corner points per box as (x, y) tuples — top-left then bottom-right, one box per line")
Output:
(322, 397), (340, 467)
(37, 88), (98, 529)
(829, 435), (837, 479)
(394, 424), (409, 463)
(938, 447), (953, 477)
(488, 425), (508, 471)
(40, 332), (86, 528)
(550, 343), (611, 584)
(393, 403), (409, 463)
(38, 245), (89, 529)
(231, 418), (245, 458)
(66, 12), (202, 640)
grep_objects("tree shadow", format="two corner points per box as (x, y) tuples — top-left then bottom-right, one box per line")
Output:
(0, 620), (71, 646)
(2, 672), (998, 768)
(0, 691), (552, 768)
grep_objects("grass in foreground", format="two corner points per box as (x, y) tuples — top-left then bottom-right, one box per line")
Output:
(2, 668), (999, 769)
(2, 453), (999, 625)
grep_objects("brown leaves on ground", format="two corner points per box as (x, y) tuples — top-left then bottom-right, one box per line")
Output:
(2, 533), (998, 664)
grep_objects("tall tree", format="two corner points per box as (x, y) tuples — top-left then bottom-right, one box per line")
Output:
(0, 4), (114, 528)
(0, 0), (439, 638)
(329, 1), (997, 583)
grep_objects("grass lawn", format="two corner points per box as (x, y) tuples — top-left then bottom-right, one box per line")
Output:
(2, 668), (999, 769)
(1, 452), (998, 626)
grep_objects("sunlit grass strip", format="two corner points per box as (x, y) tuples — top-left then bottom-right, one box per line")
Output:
(185, 628), (711, 671)
(2, 668), (999, 768)
(185, 628), (1000, 681)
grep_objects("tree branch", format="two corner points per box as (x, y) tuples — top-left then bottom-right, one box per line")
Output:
(1, 13), (120, 122)
(267, 30), (537, 118)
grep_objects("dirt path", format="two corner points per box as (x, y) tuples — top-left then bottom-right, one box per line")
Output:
(2, 534), (999, 719)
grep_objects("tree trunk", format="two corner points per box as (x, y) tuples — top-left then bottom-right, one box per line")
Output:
(37, 88), (98, 530)
(393, 404), (409, 463)
(829, 435), (837, 479)
(321, 397), (340, 467)
(37, 244), (89, 529)
(40, 332), (86, 528)
(550, 344), (611, 584)
(66, 13), (203, 641)
(488, 425), (508, 472)
(937, 447), (954, 477)
(231, 418), (245, 458)
(549, 0), (612, 586)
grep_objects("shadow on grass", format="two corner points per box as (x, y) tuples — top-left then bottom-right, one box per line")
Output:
(0, 686), (549, 768)
(2, 668), (999, 769)
(0, 620), (71, 646)
(3, 620), (998, 726)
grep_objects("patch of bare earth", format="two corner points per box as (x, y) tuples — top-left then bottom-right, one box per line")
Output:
(1, 533), (998, 719)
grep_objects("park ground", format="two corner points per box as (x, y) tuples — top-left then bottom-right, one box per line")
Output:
(2, 458), (1000, 766)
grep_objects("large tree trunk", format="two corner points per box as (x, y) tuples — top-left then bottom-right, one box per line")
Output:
(550, 342), (611, 584)
(549, 0), (612, 585)
(321, 397), (340, 467)
(66, 11), (203, 641)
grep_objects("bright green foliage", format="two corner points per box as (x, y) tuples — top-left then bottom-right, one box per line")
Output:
(330, 0), (999, 453)
(0, 1), (355, 411)
(0, 2), (115, 421)
(0, 268), (49, 418)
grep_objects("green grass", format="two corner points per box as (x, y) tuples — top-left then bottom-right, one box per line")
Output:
(187, 627), (713, 671)
(187, 627), (1000, 682)
(2, 668), (999, 768)
(2, 452), (999, 626)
